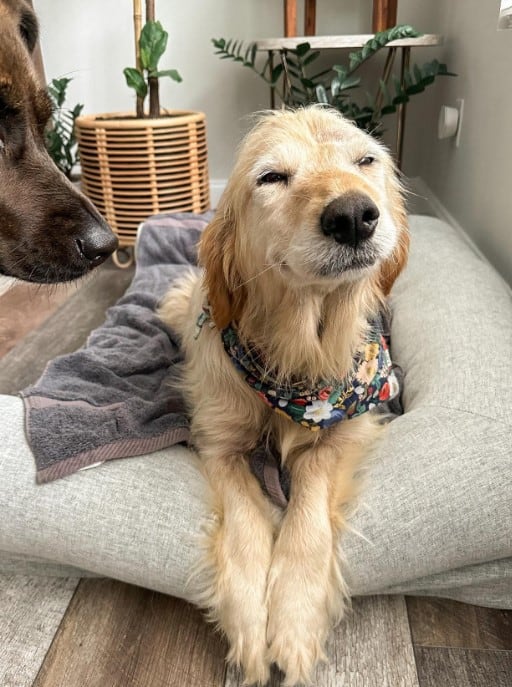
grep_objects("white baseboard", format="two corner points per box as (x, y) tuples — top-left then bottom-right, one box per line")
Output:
(209, 179), (227, 209)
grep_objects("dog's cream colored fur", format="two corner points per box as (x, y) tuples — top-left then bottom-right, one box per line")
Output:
(159, 107), (408, 686)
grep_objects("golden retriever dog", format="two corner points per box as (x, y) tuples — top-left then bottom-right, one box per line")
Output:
(0, 0), (117, 289)
(159, 106), (408, 686)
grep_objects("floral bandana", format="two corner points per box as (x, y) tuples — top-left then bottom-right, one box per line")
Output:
(196, 306), (399, 432)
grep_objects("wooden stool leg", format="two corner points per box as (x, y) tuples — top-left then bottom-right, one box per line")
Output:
(305, 0), (316, 36)
(372, 0), (398, 33)
(284, 0), (297, 37)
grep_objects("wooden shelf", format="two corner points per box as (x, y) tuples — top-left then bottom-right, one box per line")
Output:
(255, 34), (443, 51)
(254, 33), (445, 170)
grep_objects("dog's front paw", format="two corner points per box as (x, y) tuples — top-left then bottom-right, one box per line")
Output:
(226, 622), (270, 685)
(267, 614), (328, 686)
(266, 563), (336, 685)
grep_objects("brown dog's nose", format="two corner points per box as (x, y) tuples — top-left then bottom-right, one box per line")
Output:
(76, 219), (119, 265)
(321, 192), (379, 247)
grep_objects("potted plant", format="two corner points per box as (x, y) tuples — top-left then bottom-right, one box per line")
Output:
(45, 77), (84, 179)
(212, 25), (454, 138)
(75, 0), (210, 266)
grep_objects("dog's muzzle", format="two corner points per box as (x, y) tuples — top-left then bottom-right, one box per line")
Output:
(320, 192), (379, 248)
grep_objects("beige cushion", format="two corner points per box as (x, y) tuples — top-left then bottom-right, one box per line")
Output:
(0, 215), (511, 607)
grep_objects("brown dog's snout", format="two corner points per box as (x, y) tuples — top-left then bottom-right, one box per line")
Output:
(321, 192), (379, 248)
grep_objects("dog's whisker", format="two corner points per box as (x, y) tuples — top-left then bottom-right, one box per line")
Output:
(234, 263), (284, 289)
(343, 521), (375, 546)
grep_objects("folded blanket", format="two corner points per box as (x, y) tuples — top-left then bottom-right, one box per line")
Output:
(22, 212), (213, 483)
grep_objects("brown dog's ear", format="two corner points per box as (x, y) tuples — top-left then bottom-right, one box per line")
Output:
(378, 174), (410, 295)
(198, 206), (246, 329)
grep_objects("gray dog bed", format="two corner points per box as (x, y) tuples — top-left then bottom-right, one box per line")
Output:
(0, 214), (511, 608)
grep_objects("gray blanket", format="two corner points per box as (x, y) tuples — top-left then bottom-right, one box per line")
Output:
(22, 212), (213, 483)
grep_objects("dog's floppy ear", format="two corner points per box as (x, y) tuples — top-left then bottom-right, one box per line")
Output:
(378, 173), (410, 295)
(198, 202), (246, 329)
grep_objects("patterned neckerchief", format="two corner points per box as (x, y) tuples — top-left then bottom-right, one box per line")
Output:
(196, 305), (399, 432)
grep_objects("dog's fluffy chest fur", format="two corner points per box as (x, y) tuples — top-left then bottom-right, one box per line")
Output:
(163, 271), (379, 467)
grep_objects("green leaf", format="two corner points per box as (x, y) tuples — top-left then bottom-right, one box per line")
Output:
(123, 67), (148, 99)
(139, 20), (168, 72)
(271, 63), (284, 83)
(332, 64), (348, 79)
(348, 24), (421, 72)
(151, 68), (182, 82)
(48, 77), (73, 107)
(405, 82), (426, 95)
(286, 66), (301, 79)
(303, 50), (320, 66)
(338, 75), (361, 90)
(300, 77), (315, 89)
(44, 76), (82, 177)
(315, 85), (329, 104)
(392, 93), (409, 105)
(381, 104), (397, 115)
(293, 42), (311, 57)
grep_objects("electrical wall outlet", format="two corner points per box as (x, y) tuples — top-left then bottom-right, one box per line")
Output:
(454, 98), (464, 147)
(438, 98), (464, 147)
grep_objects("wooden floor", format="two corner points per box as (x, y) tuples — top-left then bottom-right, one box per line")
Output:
(1, 252), (511, 687)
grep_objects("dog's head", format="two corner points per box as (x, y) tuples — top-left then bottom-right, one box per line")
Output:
(0, 0), (117, 283)
(200, 106), (408, 328)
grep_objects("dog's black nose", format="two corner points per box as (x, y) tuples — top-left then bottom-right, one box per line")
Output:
(77, 220), (118, 265)
(321, 192), (380, 247)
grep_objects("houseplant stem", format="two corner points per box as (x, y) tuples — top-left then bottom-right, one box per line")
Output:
(145, 0), (159, 116)
(133, 0), (144, 118)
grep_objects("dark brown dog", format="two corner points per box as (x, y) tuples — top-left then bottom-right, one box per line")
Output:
(0, 0), (117, 284)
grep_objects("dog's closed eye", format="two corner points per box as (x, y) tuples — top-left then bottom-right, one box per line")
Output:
(19, 9), (39, 53)
(357, 155), (376, 167)
(257, 171), (289, 185)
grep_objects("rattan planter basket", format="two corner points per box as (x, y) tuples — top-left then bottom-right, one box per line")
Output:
(76, 110), (210, 263)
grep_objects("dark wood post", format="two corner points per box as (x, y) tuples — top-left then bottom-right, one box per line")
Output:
(372, 0), (398, 33)
(146, 0), (160, 117)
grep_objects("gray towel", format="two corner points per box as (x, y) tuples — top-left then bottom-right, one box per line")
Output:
(22, 212), (213, 483)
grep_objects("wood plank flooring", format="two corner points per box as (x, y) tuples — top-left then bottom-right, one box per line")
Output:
(0, 261), (134, 395)
(33, 579), (228, 687)
(407, 596), (512, 651)
(414, 647), (512, 687)
(0, 281), (72, 358)
(1, 251), (511, 687)
(0, 576), (77, 687)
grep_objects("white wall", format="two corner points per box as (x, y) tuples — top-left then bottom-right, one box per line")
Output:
(401, 0), (512, 283)
(36, 0), (369, 180)
(34, 0), (440, 181)
(36, 1), (512, 282)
